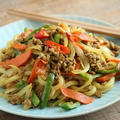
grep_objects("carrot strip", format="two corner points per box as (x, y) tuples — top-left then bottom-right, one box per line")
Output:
(100, 42), (107, 46)
(0, 49), (32, 68)
(75, 61), (81, 70)
(75, 42), (84, 50)
(28, 59), (41, 84)
(60, 86), (95, 104)
(75, 33), (97, 42)
(12, 43), (28, 50)
(96, 73), (115, 82)
(28, 59), (47, 84)
(36, 59), (47, 75)
(109, 58), (120, 63)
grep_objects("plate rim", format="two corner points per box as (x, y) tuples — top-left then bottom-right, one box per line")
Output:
(0, 15), (119, 119)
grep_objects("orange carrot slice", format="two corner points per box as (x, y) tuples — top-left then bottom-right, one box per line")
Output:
(60, 86), (95, 104)
(12, 43), (28, 50)
(0, 49), (32, 68)
(96, 73), (115, 82)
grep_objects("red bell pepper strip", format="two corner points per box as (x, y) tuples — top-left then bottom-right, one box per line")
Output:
(66, 31), (97, 43)
(60, 86), (95, 104)
(44, 40), (70, 55)
(28, 59), (40, 84)
(95, 73), (115, 82)
(24, 29), (33, 38)
(35, 30), (49, 39)
(0, 49), (32, 68)
(109, 58), (120, 63)
(28, 59), (47, 84)
(12, 43), (28, 50)
(66, 32), (78, 42)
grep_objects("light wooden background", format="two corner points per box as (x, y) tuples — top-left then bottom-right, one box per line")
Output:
(0, 0), (120, 120)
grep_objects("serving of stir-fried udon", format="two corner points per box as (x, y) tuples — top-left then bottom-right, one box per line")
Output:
(0, 23), (120, 110)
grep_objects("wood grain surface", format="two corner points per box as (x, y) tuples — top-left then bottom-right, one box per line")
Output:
(0, 0), (120, 120)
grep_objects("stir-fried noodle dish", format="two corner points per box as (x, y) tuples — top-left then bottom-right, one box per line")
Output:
(0, 23), (120, 110)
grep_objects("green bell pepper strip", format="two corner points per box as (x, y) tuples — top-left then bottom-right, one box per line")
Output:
(23, 24), (50, 44)
(97, 68), (118, 74)
(54, 33), (61, 43)
(79, 72), (91, 80)
(15, 80), (27, 90)
(26, 27), (42, 41)
(59, 102), (80, 110)
(40, 73), (55, 109)
(31, 91), (40, 107)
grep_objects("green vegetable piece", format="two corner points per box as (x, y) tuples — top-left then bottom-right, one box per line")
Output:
(22, 27), (42, 44)
(79, 72), (91, 80)
(15, 80), (27, 90)
(15, 50), (19, 57)
(40, 73), (55, 109)
(24, 27), (28, 32)
(97, 68), (118, 74)
(23, 24), (50, 44)
(26, 27), (42, 41)
(43, 24), (50, 28)
(21, 40), (28, 45)
(54, 33), (61, 43)
(92, 74), (102, 79)
(31, 91), (40, 107)
(59, 102), (80, 110)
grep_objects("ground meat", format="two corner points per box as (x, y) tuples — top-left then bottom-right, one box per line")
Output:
(8, 95), (24, 105)
(107, 41), (120, 56)
(38, 45), (76, 79)
(14, 33), (25, 43)
(84, 42), (100, 49)
(28, 37), (43, 47)
(83, 39), (120, 57)
(50, 53), (76, 79)
(0, 47), (15, 61)
(84, 51), (107, 72)
(96, 90), (102, 98)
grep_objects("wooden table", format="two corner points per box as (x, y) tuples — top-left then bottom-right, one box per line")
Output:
(0, 0), (120, 120)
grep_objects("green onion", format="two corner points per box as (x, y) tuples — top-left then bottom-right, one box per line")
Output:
(54, 33), (61, 43)
(43, 24), (50, 28)
(79, 72), (92, 80)
(26, 27), (41, 41)
(31, 91), (40, 107)
(24, 27), (28, 32)
(40, 73), (55, 109)
(23, 24), (51, 45)
(15, 80), (27, 90)
(97, 68), (118, 74)
(59, 102), (80, 110)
